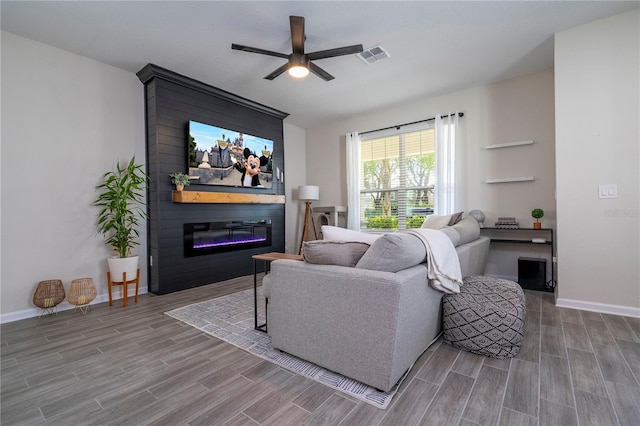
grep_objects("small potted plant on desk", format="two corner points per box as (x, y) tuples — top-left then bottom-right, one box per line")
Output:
(170, 172), (191, 191)
(531, 208), (544, 229)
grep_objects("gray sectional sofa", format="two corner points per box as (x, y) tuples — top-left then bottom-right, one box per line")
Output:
(262, 216), (490, 392)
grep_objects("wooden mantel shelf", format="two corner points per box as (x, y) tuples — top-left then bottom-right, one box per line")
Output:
(173, 191), (285, 204)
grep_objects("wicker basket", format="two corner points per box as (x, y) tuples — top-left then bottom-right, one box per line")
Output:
(68, 278), (97, 314)
(33, 279), (66, 317)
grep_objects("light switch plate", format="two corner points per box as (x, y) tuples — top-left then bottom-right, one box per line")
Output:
(598, 184), (618, 199)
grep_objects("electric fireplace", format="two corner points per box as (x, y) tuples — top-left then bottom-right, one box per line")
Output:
(184, 220), (272, 257)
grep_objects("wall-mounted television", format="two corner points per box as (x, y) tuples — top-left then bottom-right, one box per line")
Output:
(187, 120), (274, 188)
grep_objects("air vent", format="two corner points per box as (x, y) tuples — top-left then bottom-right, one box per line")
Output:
(358, 45), (390, 64)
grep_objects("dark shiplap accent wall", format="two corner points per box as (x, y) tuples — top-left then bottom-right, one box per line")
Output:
(137, 64), (288, 294)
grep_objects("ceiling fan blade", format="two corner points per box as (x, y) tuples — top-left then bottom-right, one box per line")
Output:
(309, 62), (334, 81)
(231, 43), (289, 59)
(264, 63), (289, 80)
(290, 16), (305, 54)
(307, 44), (364, 61)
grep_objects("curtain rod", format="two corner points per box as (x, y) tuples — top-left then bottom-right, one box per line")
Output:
(359, 112), (464, 136)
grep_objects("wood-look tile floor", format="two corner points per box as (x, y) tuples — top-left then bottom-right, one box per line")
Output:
(2, 276), (639, 425)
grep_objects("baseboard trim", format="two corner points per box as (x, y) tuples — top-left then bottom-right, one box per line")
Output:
(556, 297), (640, 319)
(0, 286), (148, 324)
(480, 274), (639, 318)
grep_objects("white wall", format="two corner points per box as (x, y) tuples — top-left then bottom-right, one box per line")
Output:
(305, 70), (557, 281)
(1, 32), (146, 321)
(555, 10), (640, 316)
(282, 122), (307, 254)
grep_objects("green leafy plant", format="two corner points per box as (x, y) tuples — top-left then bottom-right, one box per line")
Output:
(406, 215), (427, 228)
(367, 216), (398, 229)
(531, 208), (544, 222)
(94, 157), (148, 258)
(170, 172), (191, 186)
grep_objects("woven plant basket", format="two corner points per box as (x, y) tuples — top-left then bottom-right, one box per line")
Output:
(68, 278), (97, 314)
(33, 280), (66, 316)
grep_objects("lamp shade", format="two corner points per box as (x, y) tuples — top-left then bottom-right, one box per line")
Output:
(298, 185), (319, 201)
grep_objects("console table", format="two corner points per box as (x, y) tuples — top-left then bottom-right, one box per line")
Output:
(479, 227), (555, 291)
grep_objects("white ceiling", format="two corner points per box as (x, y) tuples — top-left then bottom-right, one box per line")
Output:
(2, 1), (638, 128)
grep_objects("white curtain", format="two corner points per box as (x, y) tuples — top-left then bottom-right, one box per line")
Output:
(346, 132), (361, 230)
(434, 112), (458, 215)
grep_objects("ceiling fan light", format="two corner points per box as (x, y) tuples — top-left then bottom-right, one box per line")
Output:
(288, 65), (309, 78)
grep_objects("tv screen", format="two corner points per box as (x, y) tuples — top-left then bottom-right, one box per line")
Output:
(187, 120), (274, 188)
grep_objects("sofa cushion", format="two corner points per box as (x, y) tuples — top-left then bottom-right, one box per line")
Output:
(439, 226), (462, 247)
(303, 240), (371, 267)
(355, 233), (426, 272)
(425, 215), (480, 248)
(450, 216), (481, 246)
(321, 225), (381, 245)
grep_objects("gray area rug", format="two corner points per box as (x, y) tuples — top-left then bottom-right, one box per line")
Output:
(164, 287), (402, 409)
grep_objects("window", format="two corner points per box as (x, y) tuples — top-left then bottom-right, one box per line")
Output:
(359, 124), (435, 230)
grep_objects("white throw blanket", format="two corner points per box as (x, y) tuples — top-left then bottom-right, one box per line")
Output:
(402, 229), (463, 294)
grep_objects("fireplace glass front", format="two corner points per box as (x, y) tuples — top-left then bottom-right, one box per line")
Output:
(184, 220), (272, 257)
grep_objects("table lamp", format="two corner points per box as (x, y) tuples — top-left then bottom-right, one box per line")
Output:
(298, 185), (320, 254)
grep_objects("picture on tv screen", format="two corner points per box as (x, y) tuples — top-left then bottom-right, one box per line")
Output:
(187, 120), (274, 188)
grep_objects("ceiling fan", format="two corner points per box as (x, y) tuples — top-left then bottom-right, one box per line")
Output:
(231, 16), (363, 81)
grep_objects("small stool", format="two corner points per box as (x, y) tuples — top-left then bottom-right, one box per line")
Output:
(33, 279), (66, 318)
(107, 269), (140, 308)
(68, 278), (97, 314)
(442, 275), (526, 359)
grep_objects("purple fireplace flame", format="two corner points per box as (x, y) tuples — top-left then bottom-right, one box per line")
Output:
(184, 220), (272, 257)
(193, 236), (268, 249)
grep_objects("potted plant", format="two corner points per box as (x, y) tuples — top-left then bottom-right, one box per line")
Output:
(94, 157), (147, 282)
(531, 208), (544, 229)
(170, 172), (190, 191)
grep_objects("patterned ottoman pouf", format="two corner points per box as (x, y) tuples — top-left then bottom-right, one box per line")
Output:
(442, 276), (526, 358)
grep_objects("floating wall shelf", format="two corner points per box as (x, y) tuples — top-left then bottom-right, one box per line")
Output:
(485, 176), (535, 184)
(484, 140), (534, 150)
(173, 191), (286, 204)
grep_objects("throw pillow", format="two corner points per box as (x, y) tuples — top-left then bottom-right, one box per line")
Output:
(448, 211), (464, 226)
(422, 214), (453, 230)
(450, 216), (481, 245)
(303, 240), (371, 267)
(321, 225), (381, 244)
(355, 233), (426, 273)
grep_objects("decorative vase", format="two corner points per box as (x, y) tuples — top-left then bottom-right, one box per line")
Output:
(176, 184), (184, 191)
(107, 256), (139, 283)
(533, 222), (542, 230)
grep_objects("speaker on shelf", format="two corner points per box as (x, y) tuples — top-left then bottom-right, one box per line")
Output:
(518, 257), (548, 292)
